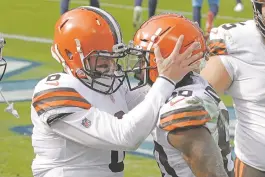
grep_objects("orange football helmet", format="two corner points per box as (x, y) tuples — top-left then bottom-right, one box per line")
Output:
(51, 6), (126, 94)
(125, 13), (207, 90)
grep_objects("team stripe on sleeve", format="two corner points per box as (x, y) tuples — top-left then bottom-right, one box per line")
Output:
(159, 106), (211, 131)
(208, 39), (228, 56)
(32, 87), (91, 116)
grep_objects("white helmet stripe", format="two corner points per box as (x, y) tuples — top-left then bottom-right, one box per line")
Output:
(79, 6), (122, 44)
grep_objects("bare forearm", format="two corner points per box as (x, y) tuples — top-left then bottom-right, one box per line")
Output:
(181, 137), (228, 177)
(168, 127), (228, 177)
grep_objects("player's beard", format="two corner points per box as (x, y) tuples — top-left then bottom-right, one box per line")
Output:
(88, 61), (119, 93)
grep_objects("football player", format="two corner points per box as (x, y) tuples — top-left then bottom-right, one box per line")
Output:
(133, 0), (158, 28)
(0, 37), (6, 81)
(234, 0), (244, 12)
(60, 0), (100, 14)
(125, 13), (234, 177)
(30, 6), (201, 177)
(0, 37), (19, 118)
(201, 0), (265, 176)
(192, 0), (219, 39)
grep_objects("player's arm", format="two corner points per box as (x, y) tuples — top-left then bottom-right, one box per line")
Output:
(168, 127), (228, 177)
(124, 85), (150, 111)
(34, 77), (175, 151)
(160, 97), (228, 177)
(200, 27), (233, 94)
(35, 37), (201, 150)
(200, 55), (232, 94)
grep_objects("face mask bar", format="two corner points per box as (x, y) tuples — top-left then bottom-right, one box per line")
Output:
(252, 0), (265, 37)
(0, 38), (7, 81)
(124, 42), (156, 91)
(77, 48), (127, 95)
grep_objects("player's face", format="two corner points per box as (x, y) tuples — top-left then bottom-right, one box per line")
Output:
(122, 47), (152, 90)
(125, 53), (145, 78)
(87, 56), (116, 76)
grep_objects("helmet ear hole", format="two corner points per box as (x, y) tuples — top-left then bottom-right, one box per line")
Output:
(65, 49), (73, 60)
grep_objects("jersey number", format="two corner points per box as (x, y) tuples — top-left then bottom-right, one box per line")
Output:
(154, 141), (178, 177)
(109, 151), (125, 172)
(46, 74), (61, 82)
(166, 90), (193, 103)
(109, 111), (126, 172)
(222, 22), (245, 30)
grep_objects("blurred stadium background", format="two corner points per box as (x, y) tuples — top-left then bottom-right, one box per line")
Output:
(0, 0), (252, 176)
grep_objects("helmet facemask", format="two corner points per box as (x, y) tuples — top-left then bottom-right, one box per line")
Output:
(124, 41), (208, 90)
(52, 6), (127, 95)
(0, 38), (7, 81)
(76, 44), (127, 94)
(0, 38), (19, 118)
(123, 41), (156, 91)
(0, 58), (7, 82)
(252, 0), (265, 37)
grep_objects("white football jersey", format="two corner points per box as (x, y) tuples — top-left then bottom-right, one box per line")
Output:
(31, 72), (175, 177)
(153, 73), (233, 177)
(210, 20), (265, 171)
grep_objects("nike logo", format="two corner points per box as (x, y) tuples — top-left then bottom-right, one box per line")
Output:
(45, 81), (59, 86)
(170, 97), (185, 106)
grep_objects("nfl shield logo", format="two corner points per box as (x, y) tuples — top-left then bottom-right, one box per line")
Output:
(81, 118), (91, 128)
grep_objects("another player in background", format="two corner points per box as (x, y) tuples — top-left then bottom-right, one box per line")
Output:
(60, 0), (100, 14)
(30, 6), (201, 177)
(192, 0), (219, 39)
(201, 0), (265, 176)
(125, 13), (233, 177)
(0, 38), (19, 118)
(133, 0), (158, 28)
(0, 38), (6, 82)
(234, 0), (244, 12)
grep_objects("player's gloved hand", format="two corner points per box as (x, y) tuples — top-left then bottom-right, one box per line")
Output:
(154, 35), (203, 83)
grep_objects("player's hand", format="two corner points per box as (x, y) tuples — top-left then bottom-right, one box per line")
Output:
(154, 35), (203, 83)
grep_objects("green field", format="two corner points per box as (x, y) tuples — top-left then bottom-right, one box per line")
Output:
(0, 0), (252, 176)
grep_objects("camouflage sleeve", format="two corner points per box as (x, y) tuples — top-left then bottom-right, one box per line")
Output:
(159, 94), (219, 131)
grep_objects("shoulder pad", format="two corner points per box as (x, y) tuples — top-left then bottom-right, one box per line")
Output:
(32, 73), (91, 124)
(208, 25), (232, 56)
(159, 84), (221, 132)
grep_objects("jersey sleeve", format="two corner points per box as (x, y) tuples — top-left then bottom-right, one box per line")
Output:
(208, 26), (231, 56)
(32, 86), (92, 124)
(34, 76), (175, 151)
(159, 92), (220, 132)
(219, 55), (239, 81)
(124, 84), (150, 111)
(209, 25), (240, 82)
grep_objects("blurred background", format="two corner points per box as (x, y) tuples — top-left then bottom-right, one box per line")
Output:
(0, 0), (252, 176)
